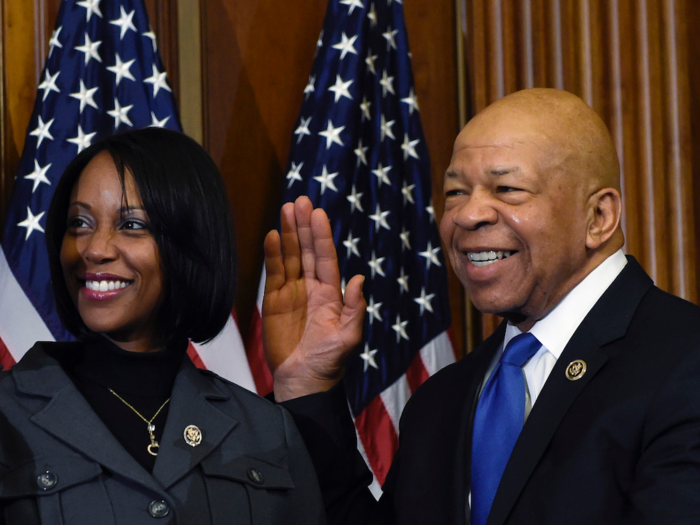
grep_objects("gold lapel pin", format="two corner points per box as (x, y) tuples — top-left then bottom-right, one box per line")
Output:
(183, 425), (203, 447)
(565, 360), (587, 381)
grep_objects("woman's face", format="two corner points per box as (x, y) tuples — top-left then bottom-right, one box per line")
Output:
(60, 151), (165, 352)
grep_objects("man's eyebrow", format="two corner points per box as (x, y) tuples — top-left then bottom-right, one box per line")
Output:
(488, 167), (519, 176)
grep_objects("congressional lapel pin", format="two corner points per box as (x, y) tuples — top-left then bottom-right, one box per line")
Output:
(565, 360), (587, 381)
(183, 425), (203, 447)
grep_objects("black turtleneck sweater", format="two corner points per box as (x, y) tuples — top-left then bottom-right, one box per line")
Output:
(45, 336), (188, 472)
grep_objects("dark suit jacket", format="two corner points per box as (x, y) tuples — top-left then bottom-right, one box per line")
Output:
(0, 343), (325, 525)
(287, 256), (700, 525)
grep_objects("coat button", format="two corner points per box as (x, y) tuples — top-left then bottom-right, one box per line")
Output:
(148, 500), (170, 518)
(247, 467), (264, 484)
(36, 471), (58, 490)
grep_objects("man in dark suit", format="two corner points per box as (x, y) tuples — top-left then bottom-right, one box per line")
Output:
(262, 88), (700, 524)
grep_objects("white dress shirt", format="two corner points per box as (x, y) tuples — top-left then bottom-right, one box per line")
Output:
(483, 249), (628, 408)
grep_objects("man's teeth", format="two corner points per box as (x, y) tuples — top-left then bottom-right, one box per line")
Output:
(85, 280), (131, 292)
(467, 251), (513, 267)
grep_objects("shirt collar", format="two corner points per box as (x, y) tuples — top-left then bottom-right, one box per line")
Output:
(504, 250), (627, 357)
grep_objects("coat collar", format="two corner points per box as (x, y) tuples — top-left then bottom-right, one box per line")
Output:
(12, 345), (239, 492)
(485, 256), (653, 525)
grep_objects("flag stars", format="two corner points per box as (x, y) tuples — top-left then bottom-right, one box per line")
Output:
(380, 70), (395, 96)
(25, 160), (52, 193)
(294, 116), (312, 143)
(372, 162), (392, 187)
(341, 0), (365, 14)
(354, 139), (368, 167)
(107, 98), (134, 129)
(368, 251), (386, 278)
(380, 114), (396, 141)
(75, 33), (102, 65)
(38, 70), (60, 101)
(365, 51), (378, 75)
(332, 32), (358, 60)
(426, 202), (435, 222)
(150, 112), (171, 128)
(313, 165), (339, 194)
(145, 64), (172, 96)
(107, 54), (136, 86)
(347, 185), (364, 213)
(414, 287), (435, 315)
(318, 120), (345, 149)
(368, 3), (377, 26)
(369, 204), (391, 232)
(17, 208), (45, 240)
(360, 97), (372, 121)
(401, 133), (420, 160)
(360, 344), (379, 372)
(48, 27), (63, 57)
(397, 267), (410, 293)
(419, 241), (442, 269)
(400, 227), (411, 251)
(143, 28), (158, 52)
(304, 75), (316, 99)
(402, 182), (416, 205)
(110, 6), (137, 40)
(392, 314), (410, 342)
(316, 30), (325, 52)
(402, 87), (420, 114)
(328, 75), (353, 102)
(343, 231), (361, 258)
(30, 116), (54, 148)
(70, 80), (98, 113)
(286, 162), (304, 188)
(77, 0), (103, 21)
(382, 27), (398, 50)
(67, 124), (96, 154)
(366, 296), (383, 325)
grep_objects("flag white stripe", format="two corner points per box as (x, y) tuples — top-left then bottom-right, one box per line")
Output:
(191, 315), (256, 391)
(419, 331), (456, 376)
(0, 250), (55, 359)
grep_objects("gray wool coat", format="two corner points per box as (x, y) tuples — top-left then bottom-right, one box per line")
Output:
(0, 343), (325, 525)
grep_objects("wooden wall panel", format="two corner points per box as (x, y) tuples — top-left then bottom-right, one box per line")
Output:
(461, 0), (698, 341)
(201, 0), (464, 351)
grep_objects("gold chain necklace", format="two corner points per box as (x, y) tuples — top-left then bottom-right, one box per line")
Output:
(108, 388), (170, 456)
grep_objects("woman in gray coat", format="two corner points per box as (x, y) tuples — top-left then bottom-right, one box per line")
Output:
(0, 128), (326, 525)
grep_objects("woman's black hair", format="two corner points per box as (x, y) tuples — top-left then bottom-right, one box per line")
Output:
(45, 127), (237, 345)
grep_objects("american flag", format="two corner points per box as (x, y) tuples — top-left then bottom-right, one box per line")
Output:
(249, 0), (456, 494)
(0, 0), (255, 392)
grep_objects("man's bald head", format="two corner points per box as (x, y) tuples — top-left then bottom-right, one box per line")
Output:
(466, 88), (621, 192)
(441, 88), (625, 330)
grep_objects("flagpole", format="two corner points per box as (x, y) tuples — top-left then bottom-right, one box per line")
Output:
(177, 0), (204, 144)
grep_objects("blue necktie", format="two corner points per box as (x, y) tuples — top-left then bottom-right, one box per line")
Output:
(470, 332), (541, 525)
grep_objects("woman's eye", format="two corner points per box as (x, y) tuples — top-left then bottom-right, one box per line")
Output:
(66, 217), (89, 229)
(120, 219), (148, 231)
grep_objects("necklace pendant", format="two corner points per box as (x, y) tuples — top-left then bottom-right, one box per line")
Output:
(147, 442), (160, 456)
(147, 424), (156, 432)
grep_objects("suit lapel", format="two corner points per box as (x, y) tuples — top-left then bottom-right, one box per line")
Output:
(152, 360), (237, 489)
(14, 347), (160, 493)
(486, 257), (654, 525)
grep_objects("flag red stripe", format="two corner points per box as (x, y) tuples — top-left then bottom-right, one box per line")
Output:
(0, 336), (16, 371)
(246, 309), (274, 395)
(187, 341), (206, 369)
(355, 396), (399, 485)
(405, 352), (430, 393)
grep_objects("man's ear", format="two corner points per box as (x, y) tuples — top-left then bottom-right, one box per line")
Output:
(586, 188), (622, 249)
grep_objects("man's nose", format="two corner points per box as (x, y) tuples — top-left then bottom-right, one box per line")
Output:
(451, 189), (498, 230)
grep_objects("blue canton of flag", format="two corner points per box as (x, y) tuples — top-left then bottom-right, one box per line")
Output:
(280, 0), (455, 487)
(0, 0), (181, 366)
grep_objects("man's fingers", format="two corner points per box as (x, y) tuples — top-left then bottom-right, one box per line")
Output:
(280, 201), (301, 282)
(294, 196), (317, 279)
(309, 206), (342, 287)
(263, 230), (285, 293)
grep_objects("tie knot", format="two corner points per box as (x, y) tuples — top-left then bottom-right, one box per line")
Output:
(501, 332), (541, 367)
